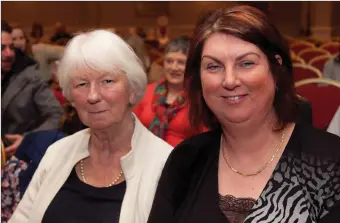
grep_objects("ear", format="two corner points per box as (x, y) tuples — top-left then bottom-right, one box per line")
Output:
(275, 54), (283, 65)
(129, 91), (137, 107)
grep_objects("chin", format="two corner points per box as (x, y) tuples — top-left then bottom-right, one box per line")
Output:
(167, 78), (183, 86)
(222, 112), (252, 124)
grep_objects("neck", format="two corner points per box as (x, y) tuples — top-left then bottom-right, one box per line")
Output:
(88, 112), (135, 165)
(221, 110), (281, 158)
(167, 82), (183, 95)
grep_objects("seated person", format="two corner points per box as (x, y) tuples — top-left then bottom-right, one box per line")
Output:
(134, 36), (207, 146)
(1, 22), (63, 157)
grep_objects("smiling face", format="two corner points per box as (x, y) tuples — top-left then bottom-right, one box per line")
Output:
(164, 51), (187, 86)
(200, 33), (276, 125)
(12, 28), (26, 52)
(1, 32), (15, 73)
(70, 69), (133, 130)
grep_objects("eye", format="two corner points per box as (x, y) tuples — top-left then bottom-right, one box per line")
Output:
(206, 63), (223, 72)
(76, 82), (87, 88)
(103, 80), (114, 85)
(239, 61), (255, 69)
(165, 58), (174, 64)
(178, 60), (186, 66)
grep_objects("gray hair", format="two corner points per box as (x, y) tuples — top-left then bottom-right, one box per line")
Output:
(57, 29), (147, 106)
(164, 35), (191, 55)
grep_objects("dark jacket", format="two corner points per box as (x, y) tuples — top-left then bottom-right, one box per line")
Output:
(1, 49), (63, 136)
(148, 124), (340, 223)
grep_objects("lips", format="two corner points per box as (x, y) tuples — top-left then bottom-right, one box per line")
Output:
(221, 94), (248, 104)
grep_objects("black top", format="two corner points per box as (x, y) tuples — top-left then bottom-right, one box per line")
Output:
(42, 168), (126, 223)
(147, 123), (340, 223)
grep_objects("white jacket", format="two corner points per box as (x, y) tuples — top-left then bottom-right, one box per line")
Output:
(9, 116), (173, 223)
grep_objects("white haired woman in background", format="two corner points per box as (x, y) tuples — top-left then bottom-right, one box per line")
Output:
(9, 30), (172, 223)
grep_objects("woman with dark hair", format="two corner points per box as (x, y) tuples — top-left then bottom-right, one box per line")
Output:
(134, 36), (206, 146)
(148, 6), (340, 223)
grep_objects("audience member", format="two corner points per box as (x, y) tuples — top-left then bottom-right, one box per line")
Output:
(1, 103), (85, 222)
(134, 36), (207, 147)
(1, 22), (63, 157)
(148, 6), (340, 223)
(48, 60), (67, 106)
(126, 27), (151, 71)
(323, 52), (340, 81)
(9, 30), (172, 223)
(11, 25), (29, 55)
(30, 22), (45, 44)
(50, 22), (73, 45)
(31, 41), (65, 81)
(328, 106), (340, 137)
(145, 28), (159, 49)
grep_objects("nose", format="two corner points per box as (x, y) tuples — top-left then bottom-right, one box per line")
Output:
(222, 67), (239, 90)
(87, 83), (101, 104)
(3, 47), (14, 57)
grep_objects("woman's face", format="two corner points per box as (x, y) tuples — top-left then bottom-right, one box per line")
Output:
(70, 69), (134, 130)
(200, 33), (276, 125)
(12, 28), (26, 52)
(164, 51), (187, 86)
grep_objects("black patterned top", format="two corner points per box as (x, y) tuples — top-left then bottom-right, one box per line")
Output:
(147, 123), (340, 223)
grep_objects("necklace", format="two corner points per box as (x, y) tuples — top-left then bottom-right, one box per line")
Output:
(80, 159), (124, 187)
(221, 130), (285, 177)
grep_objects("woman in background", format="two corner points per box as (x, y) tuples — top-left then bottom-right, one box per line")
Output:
(134, 36), (206, 147)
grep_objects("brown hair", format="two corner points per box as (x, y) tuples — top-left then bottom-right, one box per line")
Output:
(185, 5), (299, 130)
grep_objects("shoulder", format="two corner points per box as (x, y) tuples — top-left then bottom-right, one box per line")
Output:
(21, 65), (45, 83)
(146, 82), (157, 95)
(42, 129), (89, 162)
(293, 124), (340, 160)
(164, 129), (221, 172)
(137, 120), (173, 162)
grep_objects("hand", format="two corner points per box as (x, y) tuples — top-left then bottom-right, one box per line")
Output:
(4, 134), (24, 157)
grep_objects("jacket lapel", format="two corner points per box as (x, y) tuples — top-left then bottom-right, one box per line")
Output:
(1, 72), (29, 116)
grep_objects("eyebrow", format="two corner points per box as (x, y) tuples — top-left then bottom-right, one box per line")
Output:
(202, 52), (261, 63)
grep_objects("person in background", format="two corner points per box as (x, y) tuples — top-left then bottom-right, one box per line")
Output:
(126, 27), (150, 72)
(134, 36), (207, 147)
(327, 106), (340, 137)
(148, 6), (340, 223)
(50, 22), (73, 45)
(30, 22), (45, 44)
(48, 60), (67, 106)
(11, 25), (30, 55)
(1, 102), (86, 223)
(1, 21), (63, 157)
(323, 51), (340, 82)
(9, 29), (172, 223)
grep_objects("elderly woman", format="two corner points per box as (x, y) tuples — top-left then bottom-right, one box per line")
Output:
(147, 6), (340, 223)
(9, 30), (172, 223)
(134, 36), (206, 146)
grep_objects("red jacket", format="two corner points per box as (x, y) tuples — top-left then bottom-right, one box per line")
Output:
(134, 83), (207, 147)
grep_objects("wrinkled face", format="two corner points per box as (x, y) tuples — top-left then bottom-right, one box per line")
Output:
(1, 32), (15, 72)
(12, 28), (26, 52)
(164, 51), (187, 86)
(70, 69), (134, 130)
(200, 33), (276, 125)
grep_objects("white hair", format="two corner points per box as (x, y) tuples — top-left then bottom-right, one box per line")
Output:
(57, 29), (147, 106)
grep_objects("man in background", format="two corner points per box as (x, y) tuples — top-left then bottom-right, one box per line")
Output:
(1, 21), (63, 156)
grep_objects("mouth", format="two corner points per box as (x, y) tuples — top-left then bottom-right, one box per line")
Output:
(88, 110), (106, 114)
(221, 94), (248, 104)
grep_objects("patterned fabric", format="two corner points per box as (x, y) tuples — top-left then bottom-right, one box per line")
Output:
(1, 156), (28, 223)
(244, 151), (340, 223)
(219, 194), (256, 223)
(149, 79), (186, 139)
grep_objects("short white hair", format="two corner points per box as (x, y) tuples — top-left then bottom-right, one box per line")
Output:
(57, 29), (147, 106)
